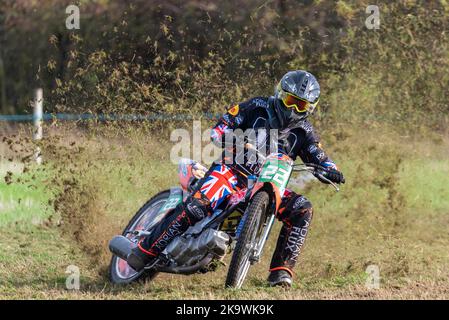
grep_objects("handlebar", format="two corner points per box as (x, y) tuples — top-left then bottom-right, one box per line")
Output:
(239, 142), (340, 192)
(292, 163), (340, 192)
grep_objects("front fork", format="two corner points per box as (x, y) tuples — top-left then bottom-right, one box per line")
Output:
(249, 213), (276, 264)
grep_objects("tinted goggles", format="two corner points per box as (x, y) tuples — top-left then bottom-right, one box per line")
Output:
(281, 93), (310, 113)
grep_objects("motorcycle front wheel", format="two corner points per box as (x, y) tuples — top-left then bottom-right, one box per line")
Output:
(225, 191), (270, 288)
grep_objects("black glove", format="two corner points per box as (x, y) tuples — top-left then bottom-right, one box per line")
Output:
(315, 168), (345, 184)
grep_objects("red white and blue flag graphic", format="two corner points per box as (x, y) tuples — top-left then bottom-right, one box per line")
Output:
(200, 164), (238, 209)
(210, 123), (229, 143)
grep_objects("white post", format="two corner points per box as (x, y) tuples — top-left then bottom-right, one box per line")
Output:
(33, 88), (43, 164)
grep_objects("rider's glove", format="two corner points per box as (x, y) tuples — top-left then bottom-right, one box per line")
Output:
(316, 168), (345, 184)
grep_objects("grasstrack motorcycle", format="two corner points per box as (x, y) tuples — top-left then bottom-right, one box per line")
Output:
(108, 145), (339, 288)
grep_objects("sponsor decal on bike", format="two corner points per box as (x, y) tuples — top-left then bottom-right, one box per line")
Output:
(160, 195), (182, 212)
(228, 188), (247, 206)
(200, 165), (238, 209)
(221, 210), (243, 232)
(258, 157), (292, 196)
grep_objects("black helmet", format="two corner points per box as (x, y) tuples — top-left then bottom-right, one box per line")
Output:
(273, 70), (320, 127)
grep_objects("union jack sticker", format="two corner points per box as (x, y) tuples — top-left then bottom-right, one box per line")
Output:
(200, 165), (238, 209)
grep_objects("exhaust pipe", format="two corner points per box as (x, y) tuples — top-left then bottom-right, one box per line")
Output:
(109, 235), (136, 260)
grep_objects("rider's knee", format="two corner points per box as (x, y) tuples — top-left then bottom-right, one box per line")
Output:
(184, 193), (211, 222)
(291, 195), (313, 212)
(284, 195), (313, 223)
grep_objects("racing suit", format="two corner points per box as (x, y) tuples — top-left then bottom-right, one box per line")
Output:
(139, 97), (340, 276)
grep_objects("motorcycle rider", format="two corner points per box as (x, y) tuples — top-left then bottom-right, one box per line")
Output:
(125, 70), (345, 287)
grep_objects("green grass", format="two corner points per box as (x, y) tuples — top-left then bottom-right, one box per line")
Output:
(398, 159), (449, 213)
(0, 131), (448, 299)
(0, 162), (54, 227)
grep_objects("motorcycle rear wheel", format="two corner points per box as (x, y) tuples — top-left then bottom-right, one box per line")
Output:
(109, 190), (171, 285)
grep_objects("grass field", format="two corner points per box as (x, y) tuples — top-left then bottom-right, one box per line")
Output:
(0, 127), (448, 299)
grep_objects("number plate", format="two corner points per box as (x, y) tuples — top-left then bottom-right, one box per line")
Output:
(159, 188), (183, 212)
(258, 154), (293, 196)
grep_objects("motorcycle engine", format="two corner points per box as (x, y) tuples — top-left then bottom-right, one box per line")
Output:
(163, 226), (230, 267)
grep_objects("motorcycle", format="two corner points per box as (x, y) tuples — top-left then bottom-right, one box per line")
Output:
(108, 144), (339, 288)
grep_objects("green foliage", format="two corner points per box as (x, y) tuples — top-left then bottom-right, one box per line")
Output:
(2, 1), (446, 131)
(320, 1), (449, 130)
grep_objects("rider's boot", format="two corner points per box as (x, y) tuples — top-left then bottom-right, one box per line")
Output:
(126, 246), (157, 272)
(267, 268), (293, 287)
